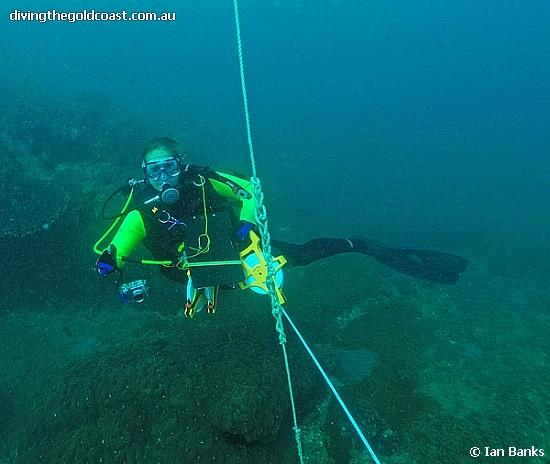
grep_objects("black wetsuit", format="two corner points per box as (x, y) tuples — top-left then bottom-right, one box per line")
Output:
(132, 165), (243, 283)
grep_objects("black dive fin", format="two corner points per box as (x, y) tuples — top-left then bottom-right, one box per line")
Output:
(354, 238), (469, 284)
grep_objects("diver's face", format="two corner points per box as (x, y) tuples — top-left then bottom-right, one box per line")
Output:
(143, 156), (181, 192)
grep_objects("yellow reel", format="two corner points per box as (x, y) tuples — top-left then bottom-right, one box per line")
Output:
(239, 231), (286, 304)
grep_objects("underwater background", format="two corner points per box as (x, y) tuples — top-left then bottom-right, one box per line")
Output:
(1, 0), (549, 462)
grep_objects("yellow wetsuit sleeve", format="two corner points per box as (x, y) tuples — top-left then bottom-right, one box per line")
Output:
(209, 172), (256, 223)
(110, 210), (147, 267)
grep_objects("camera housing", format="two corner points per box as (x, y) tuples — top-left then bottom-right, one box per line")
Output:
(119, 280), (149, 304)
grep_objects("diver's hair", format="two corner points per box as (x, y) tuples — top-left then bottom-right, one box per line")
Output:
(142, 137), (179, 161)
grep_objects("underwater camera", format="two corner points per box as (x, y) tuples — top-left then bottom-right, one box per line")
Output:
(119, 280), (149, 304)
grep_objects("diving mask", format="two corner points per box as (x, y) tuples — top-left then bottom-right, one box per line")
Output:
(143, 158), (181, 180)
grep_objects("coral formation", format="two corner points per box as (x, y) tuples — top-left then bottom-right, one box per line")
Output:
(17, 318), (318, 463)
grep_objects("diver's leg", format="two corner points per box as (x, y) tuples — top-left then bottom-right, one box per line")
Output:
(271, 237), (468, 284)
(271, 238), (363, 267)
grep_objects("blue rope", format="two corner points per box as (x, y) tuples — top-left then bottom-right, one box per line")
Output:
(282, 309), (382, 464)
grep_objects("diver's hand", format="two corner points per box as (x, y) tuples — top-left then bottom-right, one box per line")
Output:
(236, 221), (254, 241)
(96, 247), (118, 276)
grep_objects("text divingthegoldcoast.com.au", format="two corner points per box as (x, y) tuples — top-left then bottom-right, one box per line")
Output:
(9, 9), (176, 23)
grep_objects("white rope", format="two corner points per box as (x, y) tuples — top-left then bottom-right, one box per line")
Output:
(232, 1), (304, 462)
(231, 1), (382, 463)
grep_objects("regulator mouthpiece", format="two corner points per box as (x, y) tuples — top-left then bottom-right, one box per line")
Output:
(161, 187), (179, 205)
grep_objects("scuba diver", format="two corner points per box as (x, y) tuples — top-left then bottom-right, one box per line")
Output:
(94, 137), (468, 316)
